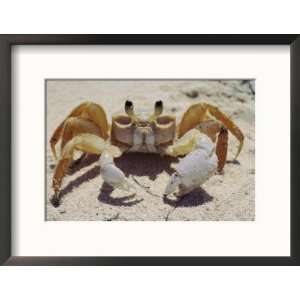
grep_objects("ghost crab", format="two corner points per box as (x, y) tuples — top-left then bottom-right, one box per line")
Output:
(50, 100), (244, 204)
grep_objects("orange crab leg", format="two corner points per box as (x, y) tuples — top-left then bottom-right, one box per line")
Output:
(60, 118), (102, 153)
(204, 103), (244, 159)
(178, 103), (209, 138)
(50, 102), (109, 160)
(52, 133), (121, 199)
(178, 102), (244, 159)
(197, 119), (223, 142)
(215, 127), (228, 172)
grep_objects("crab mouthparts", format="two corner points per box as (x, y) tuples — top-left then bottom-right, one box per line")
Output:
(136, 121), (150, 127)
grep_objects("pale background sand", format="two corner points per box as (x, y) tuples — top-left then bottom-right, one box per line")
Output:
(46, 80), (255, 221)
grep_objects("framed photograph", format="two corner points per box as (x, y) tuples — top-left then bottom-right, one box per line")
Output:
(0, 35), (299, 265)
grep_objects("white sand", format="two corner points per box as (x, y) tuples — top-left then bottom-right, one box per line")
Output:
(46, 80), (255, 221)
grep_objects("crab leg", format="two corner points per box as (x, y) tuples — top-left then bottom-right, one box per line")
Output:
(60, 118), (102, 156)
(215, 126), (228, 172)
(50, 102), (109, 160)
(52, 133), (125, 199)
(166, 128), (212, 156)
(178, 102), (244, 159)
(197, 120), (228, 171)
(204, 103), (243, 159)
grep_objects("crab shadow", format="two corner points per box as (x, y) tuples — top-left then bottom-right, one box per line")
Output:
(115, 152), (176, 179)
(226, 159), (240, 165)
(64, 152), (176, 179)
(67, 154), (100, 175)
(97, 183), (142, 207)
(163, 187), (213, 207)
(50, 152), (177, 207)
(50, 165), (101, 207)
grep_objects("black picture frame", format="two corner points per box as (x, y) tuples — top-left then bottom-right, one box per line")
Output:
(0, 34), (299, 266)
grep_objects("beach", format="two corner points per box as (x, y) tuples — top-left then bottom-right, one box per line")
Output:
(46, 80), (255, 221)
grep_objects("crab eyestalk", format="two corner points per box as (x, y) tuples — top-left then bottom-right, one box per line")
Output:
(149, 100), (163, 122)
(125, 100), (139, 123)
(125, 100), (134, 115)
(154, 100), (163, 115)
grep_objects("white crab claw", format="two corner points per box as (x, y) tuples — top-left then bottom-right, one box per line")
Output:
(100, 150), (134, 192)
(195, 134), (216, 156)
(166, 137), (218, 196)
(164, 173), (181, 195)
(101, 164), (132, 191)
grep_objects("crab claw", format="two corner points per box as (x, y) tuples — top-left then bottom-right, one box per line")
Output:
(164, 173), (181, 195)
(165, 136), (218, 196)
(99, 151), (135, 192)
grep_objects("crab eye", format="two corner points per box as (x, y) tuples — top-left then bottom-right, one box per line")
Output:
(154, 100), (163, 116)
(125, 100), (134, 115)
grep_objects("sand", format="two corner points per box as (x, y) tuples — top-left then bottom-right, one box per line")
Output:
(46, 80), (255, 221)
